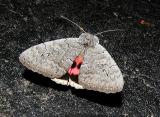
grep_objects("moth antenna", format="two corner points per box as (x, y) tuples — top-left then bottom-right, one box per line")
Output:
(61, 15), (86, 33)
(95, 29), (123, 36)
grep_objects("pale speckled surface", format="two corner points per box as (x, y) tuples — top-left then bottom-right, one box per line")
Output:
(0, 0), (160, 116)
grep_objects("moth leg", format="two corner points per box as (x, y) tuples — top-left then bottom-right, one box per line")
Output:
(69, 78), (84, 89)
(51, 78), (69, 86)
(51, 73), (70, 86)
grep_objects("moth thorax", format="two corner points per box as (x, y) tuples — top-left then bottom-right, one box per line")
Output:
(78, 33), (99, 47)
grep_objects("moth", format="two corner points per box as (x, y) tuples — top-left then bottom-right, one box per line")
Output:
(19, 16), (124, 94)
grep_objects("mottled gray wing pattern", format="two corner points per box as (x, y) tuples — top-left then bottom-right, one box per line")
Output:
(19, 38), (83, 80)
(78, 44), (124, 94)
(19, 37), (124, 93)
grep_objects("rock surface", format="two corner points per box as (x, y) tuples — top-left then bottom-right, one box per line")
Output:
(0, 0), (160, 116)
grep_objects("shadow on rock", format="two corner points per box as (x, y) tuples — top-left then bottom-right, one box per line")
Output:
(23, 69), (69, 91)
(23, 69), (123, 107)
(71, 88), (123, 107)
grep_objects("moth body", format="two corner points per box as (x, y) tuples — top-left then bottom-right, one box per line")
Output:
(19, 32), (124, 94)
(68, 54), (84, 76)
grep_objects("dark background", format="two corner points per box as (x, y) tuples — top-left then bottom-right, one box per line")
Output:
(0, 0), (160, 116)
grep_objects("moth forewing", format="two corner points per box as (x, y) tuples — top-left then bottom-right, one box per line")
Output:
(78, 44), (124, 93)
(19, 38), (82, 79)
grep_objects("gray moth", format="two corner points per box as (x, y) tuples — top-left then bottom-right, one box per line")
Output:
(19, 17), (124, 94)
